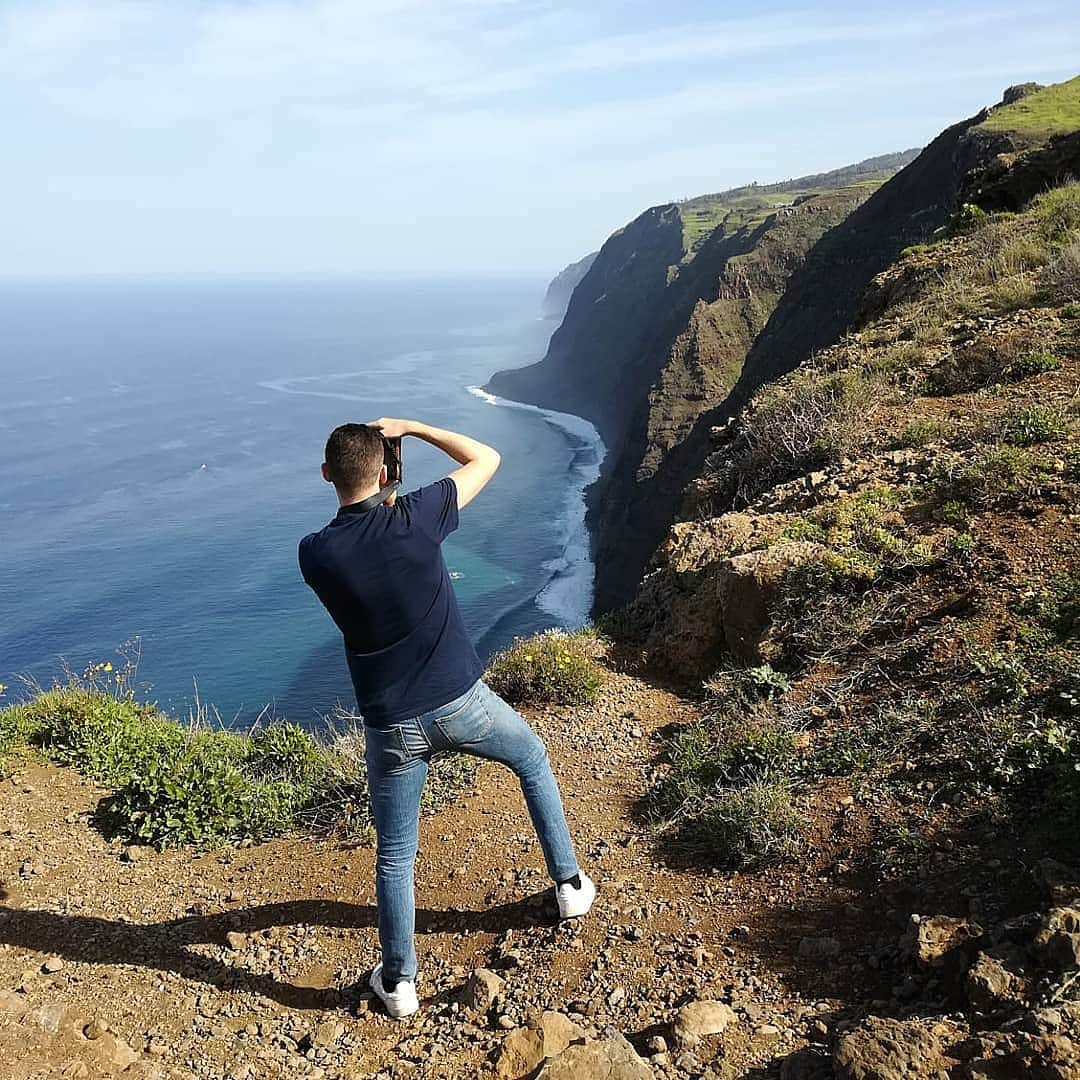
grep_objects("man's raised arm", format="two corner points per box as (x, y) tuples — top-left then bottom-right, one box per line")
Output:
(368, 417), (501, 509)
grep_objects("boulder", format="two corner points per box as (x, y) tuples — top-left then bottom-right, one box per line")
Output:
(967, 1032), (1080, 1080)
(1037, 859), (1080, 906)
(833, 1016), (946, 1080)
(495, 1012), (584, 1079)
(536, 1011), (585, 1055)
(534, 1029), (651, 1080)
(1036, 908), (1080, 972)
(619, 513), (799, 679)
(461, 968), (505, 1012)
(95, 1031), (141, 1072)
(965, 952), (1023, 1013)
(798, 936), (842, 960)
(496, 1028), (544, 1079)
(719, 541), (828, 663)
(780, 1047), (835, 1080)
(29, 1003), (69, 1033)
(903, 914), (983, 971)
(672, 999), (737, 1047)
(0, 989), (27, 1019)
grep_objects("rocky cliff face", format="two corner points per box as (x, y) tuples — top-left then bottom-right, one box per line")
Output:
(618, 78), (1080, 682)
(587, 184), (888, 611)
(540, 252), (598, 320)
(492, 78), (1080, 623)
(489, 153), (917, 611)
(487, 204), (686, 446)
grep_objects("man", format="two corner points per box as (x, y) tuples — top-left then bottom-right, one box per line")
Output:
(298, 418), (594, 1019)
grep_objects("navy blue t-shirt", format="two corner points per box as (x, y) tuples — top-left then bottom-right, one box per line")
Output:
(298, 477), (483, 727)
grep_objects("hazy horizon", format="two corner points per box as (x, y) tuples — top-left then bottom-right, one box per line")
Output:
(3, 1), (1079, 278)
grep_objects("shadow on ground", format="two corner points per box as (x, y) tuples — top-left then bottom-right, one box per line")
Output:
(0, 890), (557, 1011)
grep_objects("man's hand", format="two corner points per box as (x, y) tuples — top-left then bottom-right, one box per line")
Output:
(367, 417), (500, 509)
(366, 417), (412, 439)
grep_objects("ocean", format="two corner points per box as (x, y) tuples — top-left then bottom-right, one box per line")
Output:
(0, 276), (603, 727)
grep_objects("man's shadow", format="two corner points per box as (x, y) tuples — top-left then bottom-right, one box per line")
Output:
(0, 891), (553, 1011)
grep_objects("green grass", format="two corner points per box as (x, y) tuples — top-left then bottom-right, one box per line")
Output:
(1007, 350), (1061, 378)
(1001, 405), (1070, 446)
(485, 628), (606, 706)
(978, 75), (1080, 144)
(676, 161), (904, 253)
(929, 444), (1056, 507)
(898, 418), (946, 447)
(0, 684), (473, 848)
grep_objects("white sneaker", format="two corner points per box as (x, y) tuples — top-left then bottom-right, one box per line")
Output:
(556, 872), (596, 919)
(369, 962), (419, 1019)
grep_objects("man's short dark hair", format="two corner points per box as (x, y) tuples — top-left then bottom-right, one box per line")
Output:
(324, 423), (384, 492)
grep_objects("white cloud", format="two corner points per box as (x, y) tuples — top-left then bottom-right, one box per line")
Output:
(1, 0), (1077, 273)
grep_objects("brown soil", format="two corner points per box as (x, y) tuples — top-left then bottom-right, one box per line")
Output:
(0, 668), (901, 1080)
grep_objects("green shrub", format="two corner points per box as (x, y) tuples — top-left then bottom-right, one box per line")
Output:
(987, 273), (1043, 312)
(979, 712), (1077, 790)
(933, 499), (969, 527)
(99, 732), (321, 848)
(486, 628), (605, 705)
(949, 203), (988, 235)
(967, 644), (1032, 703)
(1034, 182), (1080, 246)
(1001, 405), (1069, 446)
(703, 662), (791, 703)
(900, 242), (934, 257)
(1061, 302), (1080, 319)
(685, 779), (803, 868)
(805, 700), (936, 779)
(0, 696), (43, 777)
(1045, 235), (1080, 302)
(898, 418), (945, 447)
(661, 711), (796, 808)
(1007, 350), (1061, 378)
(731, 368), (886, 503)
(27, 690), (186, 786)
(930, 445), (1053, 506)
(1017, 572), (1080, 643)
(921, 332), (1033, 395)
(783, 487), (934, 579)
(0, 684), (472, 848)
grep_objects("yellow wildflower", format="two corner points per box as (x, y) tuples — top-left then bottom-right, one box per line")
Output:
(103, 662), (113, 672)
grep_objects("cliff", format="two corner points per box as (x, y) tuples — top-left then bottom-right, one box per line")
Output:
(488, 152), (919, 610)
(540, 251), (598, 320)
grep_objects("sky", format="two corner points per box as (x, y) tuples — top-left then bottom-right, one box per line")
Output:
(2, 0), (1079, 277)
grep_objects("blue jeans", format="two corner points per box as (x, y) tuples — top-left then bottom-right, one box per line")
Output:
(362, 679), (579, 986)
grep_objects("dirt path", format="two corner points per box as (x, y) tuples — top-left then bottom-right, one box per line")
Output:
(0, 670), (870, 1079)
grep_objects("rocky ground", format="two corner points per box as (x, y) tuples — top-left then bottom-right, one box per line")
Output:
(3, 662), (1080, 1078)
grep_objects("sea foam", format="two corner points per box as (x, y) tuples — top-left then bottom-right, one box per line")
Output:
(467, 385), (606, 628)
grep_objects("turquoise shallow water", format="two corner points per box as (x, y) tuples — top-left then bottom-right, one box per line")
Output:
(0, 276), (602, 726)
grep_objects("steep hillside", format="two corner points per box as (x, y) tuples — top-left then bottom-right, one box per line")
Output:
(617, 180), (1080, 681)
(592, 167), (1080, 1080)
(488, 152), (917, 610)
(488, 152), (915, 448)
(540, 252), (598, 320)
(587, 181), (899, 611)
(731, 79), (1080, 408)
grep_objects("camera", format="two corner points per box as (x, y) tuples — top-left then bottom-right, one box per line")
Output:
(382, 436), (403, 485)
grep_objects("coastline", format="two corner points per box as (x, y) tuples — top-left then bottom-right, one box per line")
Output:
(466, 385), (606, 638)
